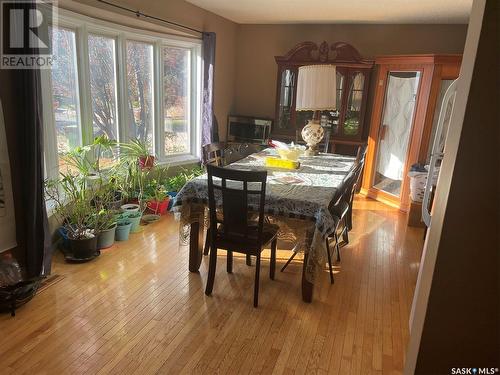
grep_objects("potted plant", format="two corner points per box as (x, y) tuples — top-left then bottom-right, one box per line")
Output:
(62, 136), (117, 186)
(120, 138), (155, 170)
(165, 166), (204, 210)
(45, 174), (100, 261)
(145, 170), (170, 215)
(115, 218), (132, 241)
(94, 212), (117, 250)
(91, 186), (118, 250)
(146, 189), (169, 215)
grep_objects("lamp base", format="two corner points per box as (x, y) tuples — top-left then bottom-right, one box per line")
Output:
(304, 144), (320, 156)
(301, 119), (324, 157)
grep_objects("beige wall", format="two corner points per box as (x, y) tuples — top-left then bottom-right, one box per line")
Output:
(69, 3), (468, 140)
(233, 24), (468, 124)
(74, 0), (238, 139)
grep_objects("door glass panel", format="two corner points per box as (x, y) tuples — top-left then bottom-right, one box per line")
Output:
(343, 72), (364, 136)
(373, 71), (421, 196)
(277, 69), (295, 131)
(427, 79), (454, 161)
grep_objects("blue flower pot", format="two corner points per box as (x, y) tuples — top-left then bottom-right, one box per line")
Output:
(58, 227), (70, 250)
(97, 223), (117, 249)
(115, 221), (132, 241)
(127, 212), (142, 232)
(167, 192), (177, 210)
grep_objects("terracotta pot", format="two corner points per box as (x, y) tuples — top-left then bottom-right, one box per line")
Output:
(138, 155), (155, 170)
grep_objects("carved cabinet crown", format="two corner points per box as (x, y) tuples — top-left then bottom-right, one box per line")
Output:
(275, 41), (372, 66)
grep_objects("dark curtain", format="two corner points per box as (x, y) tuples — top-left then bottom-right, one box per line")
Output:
(201, 32), (219, 149)
(13, 68), (52, 278)
(6, 4), (52, 278)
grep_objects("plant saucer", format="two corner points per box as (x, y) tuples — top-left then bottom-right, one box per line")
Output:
(142, 214), (161, 223)
(64, 250), (101, 263)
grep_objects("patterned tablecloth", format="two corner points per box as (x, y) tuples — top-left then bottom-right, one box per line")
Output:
(173, 148), (356, 282)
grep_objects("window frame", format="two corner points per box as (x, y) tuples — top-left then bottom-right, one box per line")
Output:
(42, 8), (202, 180)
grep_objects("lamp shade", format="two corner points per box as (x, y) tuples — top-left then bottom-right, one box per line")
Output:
(296, 65), (337, 111)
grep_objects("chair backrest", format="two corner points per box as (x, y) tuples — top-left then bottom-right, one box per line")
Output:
(329, 162), (363, 210)
(355, 144), (368, 165)
(207, 164), (268, 247)
(203, 142), (226, 166)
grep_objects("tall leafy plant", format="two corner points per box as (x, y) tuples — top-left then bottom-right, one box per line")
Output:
(62, 135), (117, 176)
(45, 174), (98, 240)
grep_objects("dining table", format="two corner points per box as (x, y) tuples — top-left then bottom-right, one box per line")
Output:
(173, 148), (357, 302)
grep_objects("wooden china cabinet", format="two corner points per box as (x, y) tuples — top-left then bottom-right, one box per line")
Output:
(361, 54), (462, 212)
(273, 41), (374, 154)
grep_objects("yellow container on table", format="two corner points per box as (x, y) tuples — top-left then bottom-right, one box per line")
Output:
(265, 156), (300, 170)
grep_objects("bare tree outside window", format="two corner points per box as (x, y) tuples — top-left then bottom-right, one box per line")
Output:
(88, 34), (118, 141)
(163, 46), (190, 155)
(49, 26), (81, 174)
(126, 41), (154, 152)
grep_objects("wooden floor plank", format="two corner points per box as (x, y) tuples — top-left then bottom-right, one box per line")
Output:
(0, 197), (424, 374)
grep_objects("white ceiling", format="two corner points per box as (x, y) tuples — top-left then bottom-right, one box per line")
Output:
(185, 0), (472, 24)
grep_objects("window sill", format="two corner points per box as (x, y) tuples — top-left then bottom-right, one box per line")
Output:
(157, 154), (200, 167)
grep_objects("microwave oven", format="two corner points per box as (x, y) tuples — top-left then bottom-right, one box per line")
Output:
(227, 115), (272, 144)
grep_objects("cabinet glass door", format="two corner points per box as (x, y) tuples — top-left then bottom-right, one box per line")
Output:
(373, 71), (421, 196)
(277, 69), (296, 131)
(343, 72), (365, 137)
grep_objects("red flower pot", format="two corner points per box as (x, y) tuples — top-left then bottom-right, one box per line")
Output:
(138, 155), (155, 170)
(147, 198), (170, 215)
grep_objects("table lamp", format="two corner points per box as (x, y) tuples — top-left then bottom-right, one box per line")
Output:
(296, 65), (337, 156)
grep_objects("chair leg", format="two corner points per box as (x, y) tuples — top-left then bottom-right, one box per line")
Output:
(254, 254), (261, 307)
(334, 232), (341, 262)
(246, 254), (252, 266)
(347, 201), (353, 231)
(227, 251), (233, 273)
(280, 251), (297, 272)
(270, 239), (277, 280)
(342, 218), (349, 244)
(205, 246), (217, 296)
(203, 229), (210, 256)
(326, 238), (334, 284)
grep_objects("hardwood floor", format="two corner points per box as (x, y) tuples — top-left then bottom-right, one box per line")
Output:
(0, 196), (424, 374)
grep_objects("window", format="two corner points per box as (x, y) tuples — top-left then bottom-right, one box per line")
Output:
(49, 26), (81, 175)
(126, 41), (154, 152)
(163, 46), (191, 155)
(88, 34), (118, 142)
(43, 10), (202, 178)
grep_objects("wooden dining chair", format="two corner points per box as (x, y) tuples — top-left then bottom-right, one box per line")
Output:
(202, 143), (255, 266)
(346, 144), (368, 230)
(280, 163), (360, 284)
(205, 164), (279, 307)
(321, 163), (363, 283)
(202, 142), (226, 166)
(202, 142), (226, 257)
